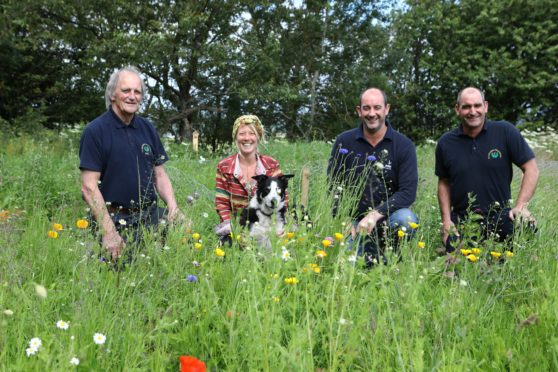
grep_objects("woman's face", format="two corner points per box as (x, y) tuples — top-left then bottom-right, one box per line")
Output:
(235, 124), (259, 157)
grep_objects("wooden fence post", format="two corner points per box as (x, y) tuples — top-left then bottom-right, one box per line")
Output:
(301, 166), (310, 208)
(192, 130), (199, 152)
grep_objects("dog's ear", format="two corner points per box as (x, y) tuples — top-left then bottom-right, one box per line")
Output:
(280, 174), (294, 180)
(252, 175), (269, 183)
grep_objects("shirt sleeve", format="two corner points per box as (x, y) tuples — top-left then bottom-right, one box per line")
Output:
(79, 125), (103, 172)
(434, 141), (449, 179)
(375, 140), (418, 215)
(507, 124), (535, 166)
(215, 166), (232, 222)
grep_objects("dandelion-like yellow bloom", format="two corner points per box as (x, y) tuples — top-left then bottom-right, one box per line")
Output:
(467, 254), (478, 262)
(272, 296), (280, 303)
(334, 232), (343, 241)
(287, 232), (295, 239)
(505, 251), (514, 258)
(397, 230), (405, 238)
(471, 248), (481, 255)
(76, 219), (89, 229)
(417, 241), (425, 249)
(490, 251), (502, 259)
(284, 277), (299, 285)
(192, 232), (201, 240)
(312, 266), (321, 273)
(48, 230), (58, 239)
(409, 222), (419, 230)
(215, 248), (225, 257)
(321, 239), (332, 248)
(53, 223), (63, 231)
(316, 250), (327, 258)
(194, 242), (203, 250)
(460, 249), (472, 256)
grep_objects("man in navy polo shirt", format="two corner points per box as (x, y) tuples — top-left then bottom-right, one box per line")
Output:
(436, 86), (539, 252)
(79, 66), (183, 261)
(328, 87), (418, 266)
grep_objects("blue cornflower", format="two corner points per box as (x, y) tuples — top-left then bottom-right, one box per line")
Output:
(355, 153), (362, 157)
(339, 148), (349, 154)
(367, 155), (377, 161)
(187, 274), (198, 282)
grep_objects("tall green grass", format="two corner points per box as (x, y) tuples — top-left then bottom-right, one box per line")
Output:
(0, 133), (557, 371)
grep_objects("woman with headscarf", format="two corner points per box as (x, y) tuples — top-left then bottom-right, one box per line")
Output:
(214, 115), (285, 243)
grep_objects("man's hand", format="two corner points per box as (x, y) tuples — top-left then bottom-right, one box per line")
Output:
(356, 210), (383, 235)
(440, 220), (458, 245)
(102, 230), (126, 260)
(509, 205), (536, 224)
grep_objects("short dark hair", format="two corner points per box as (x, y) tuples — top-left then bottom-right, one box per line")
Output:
(359, 87), (388, 106)
(456, 87), (485, 106)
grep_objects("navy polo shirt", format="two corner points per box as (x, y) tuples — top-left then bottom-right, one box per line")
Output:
(435, 120), (535, 214)
(327, 122), (418, 218)
(79, 107), (168, 209)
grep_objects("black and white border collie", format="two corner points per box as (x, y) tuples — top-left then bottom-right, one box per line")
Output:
(240, 174), (294, 248)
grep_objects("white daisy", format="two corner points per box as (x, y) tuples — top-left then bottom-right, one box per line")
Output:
(26, 347), (38, 357)
(70, 357), (80, 366)
(93, 333), (106, 345)
(29, 337), (42, 349)
(56, 320), (70, 330)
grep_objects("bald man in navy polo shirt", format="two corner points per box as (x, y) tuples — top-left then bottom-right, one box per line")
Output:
(79, 66), (183, 261)
(436, 87), (539, 252)
(328, 87), (419, 266)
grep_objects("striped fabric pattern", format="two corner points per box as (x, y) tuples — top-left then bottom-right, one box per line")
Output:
(215, 153), (283, 222)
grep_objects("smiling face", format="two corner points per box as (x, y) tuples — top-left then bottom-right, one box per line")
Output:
(356, 88), (390, 135)
(455, 88), (488, 137)
(235, 124), (259, 157)
(110, 71), (143, 124)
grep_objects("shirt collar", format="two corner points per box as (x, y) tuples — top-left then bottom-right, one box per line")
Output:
(109, 106), (138, 129)
(232, 153), (266, 178)
(457, 120), (487, 136)
(354, 121), (394, 142)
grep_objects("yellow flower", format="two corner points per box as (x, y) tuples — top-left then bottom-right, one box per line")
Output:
(505, 251), (514, 258)
(215, 248), (225, 257)
(48, 230), (58, 239)
(490, 251), (502, 259)
(460, 249), (472, 256)
(76, 219), (89, 229)
(284, 277), (299, 285)
(397, 230), (405, 238)
(316, 250), (327, 258)
(417, 241), (425, 249)
(192, 232), (201, 240)
(321, 239), (332, 248)
(287, 232), (295, 239)
(194, 242), (203, 250)
(272, 296), (280, 303)
(270, 273), (279, 279)
(312, 266), (321, 273)
(409, 222), (419, 229)
(467, 254), (478, 262)
(334, 232), (343, 241)
(53, 223), (63, 231)
(471, 248), (481, 255)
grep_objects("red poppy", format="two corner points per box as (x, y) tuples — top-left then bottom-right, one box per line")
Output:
(179, 355), (206, 372)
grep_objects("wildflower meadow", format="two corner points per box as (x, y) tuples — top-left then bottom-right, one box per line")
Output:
(1, 129), (558, 371)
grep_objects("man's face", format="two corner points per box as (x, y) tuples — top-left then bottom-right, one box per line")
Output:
(111, 71), (142, 122)
(356, 89), (390, 135)
(455, 88), (488, 132)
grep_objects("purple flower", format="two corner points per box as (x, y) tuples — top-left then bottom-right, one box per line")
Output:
(187, 275), (198, 282)
(355, 153), (362, 157)
(339, 148), (349, 155)
(367, 155), (377, 161)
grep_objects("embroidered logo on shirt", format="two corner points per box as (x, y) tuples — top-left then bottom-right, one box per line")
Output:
(487, 149), (502, 159)
(141, 144), (152, 156)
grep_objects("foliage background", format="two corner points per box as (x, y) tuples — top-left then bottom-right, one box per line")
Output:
(1, 0), (557, 143)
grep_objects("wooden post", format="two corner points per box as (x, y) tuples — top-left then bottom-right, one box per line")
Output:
(301, 166), (310, 208)
(192, 130), (200, 152)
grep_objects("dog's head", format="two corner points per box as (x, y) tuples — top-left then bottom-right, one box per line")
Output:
(252, 174), (294, 210)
